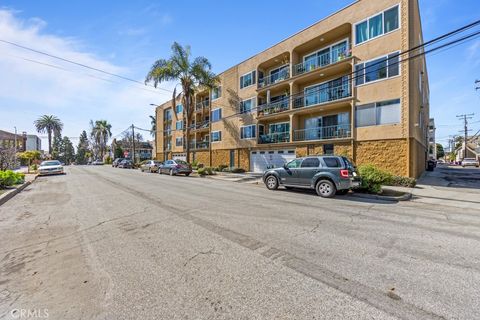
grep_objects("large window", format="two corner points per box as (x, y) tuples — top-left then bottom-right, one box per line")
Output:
(240, 125), (256, 139)
(211, 108), (222, 122)
(240, 97), (256, 113)
(211, 131), (222, 142)
(175, 137), (183, 147)
(212, 86), (222, 100)
(355, 5), (399, 45)
(175, 120), (183, 130)
(355, 52), (400, 85)
(356, 99), (401, 127)
(175, 104), (183, 114)
(240, 71), (256, 89)
(164, 109), (172, 121)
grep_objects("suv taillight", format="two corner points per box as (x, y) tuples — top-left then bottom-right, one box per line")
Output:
(340, 169), (349, 178)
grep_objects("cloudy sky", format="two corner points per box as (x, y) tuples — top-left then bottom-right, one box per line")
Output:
(0, 0), (479, 150)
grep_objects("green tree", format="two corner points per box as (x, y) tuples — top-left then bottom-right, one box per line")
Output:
(149, 115), (156, 137)
(52, 133), (62, 160)
(76, 130), (90, 164)
(17, 150), (41, 172)
(90, 120), (112, 159)
(61, 137), (75, 164)
(436, 143), (445, 159)
(145, 42), (218, 163)
(34, 115), (63, 155)
(114, 145), (124, 159)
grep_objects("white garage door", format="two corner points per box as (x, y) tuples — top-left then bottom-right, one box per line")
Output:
(172, 153), (186, 161)
(250, 150), (296, 173)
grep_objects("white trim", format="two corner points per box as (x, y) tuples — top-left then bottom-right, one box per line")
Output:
(211, 130), (222, 142)
(355, 98), (402, 127)
(240, 124), (257, 140)
(302, 37), (350, 62)
(353, 4), (401, 47)
(355, 51), (401, 87)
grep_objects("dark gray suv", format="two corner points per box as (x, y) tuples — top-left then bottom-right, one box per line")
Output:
(262, 156), (360, 198)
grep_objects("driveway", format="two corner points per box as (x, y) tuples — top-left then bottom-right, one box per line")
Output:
(0, 166), (479, 319)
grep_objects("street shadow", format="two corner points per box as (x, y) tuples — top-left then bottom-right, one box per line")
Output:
(276, 187), (398, 204)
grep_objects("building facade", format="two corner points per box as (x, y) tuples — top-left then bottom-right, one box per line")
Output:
(26, 134), (42, 152)
(155, 0), (430, 177)
(428, 118), (436, 159)
(0, 130), (27, 152)
(111, 139), (153, 162)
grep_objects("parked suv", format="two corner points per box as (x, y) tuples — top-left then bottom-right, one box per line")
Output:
(262, 155), (360, 198)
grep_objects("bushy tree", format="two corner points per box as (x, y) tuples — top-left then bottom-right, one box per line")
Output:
(436, 143), (445, 159)
(76, 131), (90, 164)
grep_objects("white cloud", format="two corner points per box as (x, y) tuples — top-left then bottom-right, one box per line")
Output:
(0, 9), (174, 148)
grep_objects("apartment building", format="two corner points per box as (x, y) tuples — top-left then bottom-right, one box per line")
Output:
(26, 134), (42, 152)
(155, 0), (430, 177)
(428, 118), (436, 159)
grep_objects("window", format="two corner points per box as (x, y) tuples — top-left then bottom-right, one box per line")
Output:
(269, 65), (289, 83)
(240, 97), (256, 113)
(355, 52), (400, 85)
(286, 159), (302, 168)
(211, 131), (222, 142)
(240, 71), (256, 89)
(175, 120), (183, 130)
(212, 86), (222, 100)
(175, 104), (183, 114)
(240, 125), (256, 139)
(211, 108), (222, 122)
(356, 99), (401, 127)
(301, 157), (320, 168)
(164, 109), (172, 121)
(323, 157), (341, 167)
(355, 5), (400, 45)
(175, 137), (183, 147)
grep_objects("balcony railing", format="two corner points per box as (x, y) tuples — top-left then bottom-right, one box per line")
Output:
(258, 68), (290, 89)
(196, 100), (210, 111)
(293, 124), (351, 142)
(293, 82), (351, 109)
(189, 141), (209, 150)
(293, 45), (351, 76)
(258, 132), (290, 144)
(190, 120), (210, 131)
(257, 99), (290, 116)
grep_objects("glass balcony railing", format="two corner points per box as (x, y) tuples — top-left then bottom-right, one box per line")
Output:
(293, 81), (351, 109)
(189, 141), (209, 150)
(258, 132), (290, 144)
(293, 45), (351, 76)
(257, 99), (290, 116)
(258, 68), (290, 89)
(293, 124), (351, 142)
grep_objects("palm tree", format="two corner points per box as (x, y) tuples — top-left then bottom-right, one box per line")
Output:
(145, 42), (218, 163)
(149, 115), (156, 137)
(34, 115), (63, 155)
(90, 120), (112, 159)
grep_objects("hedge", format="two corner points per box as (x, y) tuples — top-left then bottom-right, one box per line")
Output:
(0, 170), (25, 189)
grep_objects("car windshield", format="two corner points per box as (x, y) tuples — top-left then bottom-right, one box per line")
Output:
(41, 161), (61, 166)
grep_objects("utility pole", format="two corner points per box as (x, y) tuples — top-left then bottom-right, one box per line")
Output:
(131, 124), (136, 164)
(14, 126), (17, 169)
(456, 113), (474, 160)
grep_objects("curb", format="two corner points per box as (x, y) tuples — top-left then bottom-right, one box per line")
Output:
(0, 175), (38, 206)
(349, 191), (412, 202)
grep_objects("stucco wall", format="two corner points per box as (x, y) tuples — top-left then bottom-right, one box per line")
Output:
(355, 139), (408, 177)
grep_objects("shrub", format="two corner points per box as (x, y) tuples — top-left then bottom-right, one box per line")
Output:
(357, 164), (392, 194)
(30, 164), (38, 172)
(218, 164), (228, 172)
(192, 166), (198, 170)
(197, 163), (204, 169)
(197, 167), (206, 176)
(389, 175), (416, 188)
(191, 159), (199, 167)
(105, 156), (112, 165)
(222, 167), (231, 172)
(231, 167), (246, 173)
(205, 167), (213, 175)
(0, 170), (25, 189)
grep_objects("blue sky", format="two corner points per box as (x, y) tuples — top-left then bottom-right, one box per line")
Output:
(0, 0), (479, 150)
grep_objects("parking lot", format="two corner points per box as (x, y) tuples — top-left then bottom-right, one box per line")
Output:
(0, 165), (479, 319)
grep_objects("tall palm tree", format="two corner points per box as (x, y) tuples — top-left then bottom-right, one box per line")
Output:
(149, 115), (156, 137)
(34, 115), (63, 155)
(90, 120), (112, 159)
(145, 42), (218, 163)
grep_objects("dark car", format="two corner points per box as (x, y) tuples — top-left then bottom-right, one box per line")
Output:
(262, 155), (360, 198)
(118, 159), (133, 169)
(158, 159), (192, 176)
(112, 158), (125, 167)
(140, 160), (163, 173)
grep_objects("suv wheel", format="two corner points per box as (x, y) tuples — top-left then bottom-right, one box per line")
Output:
(316, 180), (336, 198)
(265, 175), (279, 190)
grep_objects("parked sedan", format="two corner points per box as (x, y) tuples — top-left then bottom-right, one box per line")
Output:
(140, 160), (163, 173)
(112, 158), (125, 167)
(462, 158), (479, 167)
(262, 155), (360, 198)
(38, 160), (64, 176)
(92, 160), (104, 165)
(118, 159), (133, 169)
(158, 159), (192, 176)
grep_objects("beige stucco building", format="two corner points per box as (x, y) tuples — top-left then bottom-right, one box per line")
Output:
(155, 0), (430, 178)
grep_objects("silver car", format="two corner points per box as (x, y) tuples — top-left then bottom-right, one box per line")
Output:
(38, 160), (64, 176)
(158, 159), (192, 176)
(462, 158), (479, 167)
(140, 160), (163, 173)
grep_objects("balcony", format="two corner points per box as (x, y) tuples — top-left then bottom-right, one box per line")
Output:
(293, 45), (351, 77)
(293, 124), (351, 142)
(258, 132), (290, 144)
(196, 100), (210, 111)
(190, 120), (210, 131)
(189, 141), (209, 150)
(257, 99), (290, 117)
(258, 68), (290, 89)
(293, 81), (351, 109)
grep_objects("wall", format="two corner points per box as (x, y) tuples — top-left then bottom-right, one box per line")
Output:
(355, 139), (408, 177)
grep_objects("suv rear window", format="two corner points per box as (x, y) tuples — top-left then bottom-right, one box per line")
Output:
(323, 157), (341, 168)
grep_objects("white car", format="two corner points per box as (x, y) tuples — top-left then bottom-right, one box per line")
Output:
(38, 160), (65, 175)
(462, 158), (479, 168)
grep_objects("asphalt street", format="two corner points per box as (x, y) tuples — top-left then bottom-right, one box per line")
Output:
(0, 165), (479, 319)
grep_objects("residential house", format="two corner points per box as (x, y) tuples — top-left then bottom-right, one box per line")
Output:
(0, 130), (26, 152)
